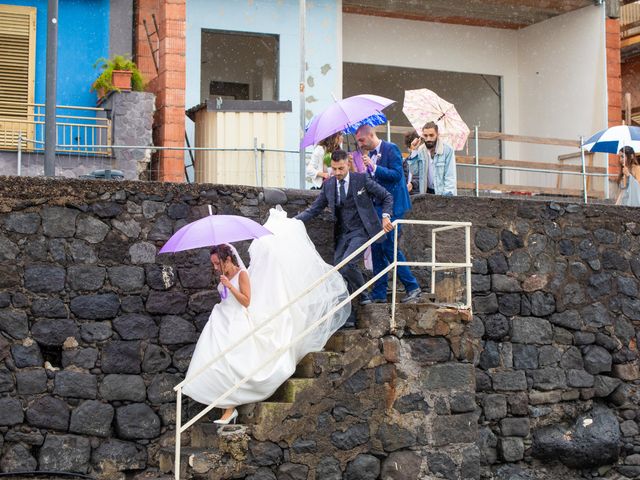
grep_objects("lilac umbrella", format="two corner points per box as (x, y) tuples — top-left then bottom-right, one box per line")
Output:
(301, 94), (395, 148)
(159, 214), (272, 254)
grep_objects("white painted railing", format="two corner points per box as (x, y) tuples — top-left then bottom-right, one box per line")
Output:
(172, 218), (472, 479)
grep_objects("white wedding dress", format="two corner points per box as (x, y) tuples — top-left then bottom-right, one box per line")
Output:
(182, 208), (351, 407)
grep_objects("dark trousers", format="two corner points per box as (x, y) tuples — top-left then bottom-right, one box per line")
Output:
(370, 218), (420, 300)
(334, 228), (369, 296)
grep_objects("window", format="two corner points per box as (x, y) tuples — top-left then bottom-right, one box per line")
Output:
(0, 4), (36, 149)
(201, 30), (278, 103)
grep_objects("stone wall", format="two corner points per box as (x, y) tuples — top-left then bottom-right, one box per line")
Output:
(0, 177), (639, 479)
(403, 195), (640, 479)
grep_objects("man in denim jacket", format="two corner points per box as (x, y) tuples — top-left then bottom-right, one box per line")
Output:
(407, 121), (457, 196)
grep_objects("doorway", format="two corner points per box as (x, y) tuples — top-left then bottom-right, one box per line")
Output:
(343, 62), (502, 186)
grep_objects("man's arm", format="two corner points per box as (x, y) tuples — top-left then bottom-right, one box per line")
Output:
(442, 147), (457, 196)
(372, 143), (403, 183)
(364, 176), (393, 217)
(295, 188), (329, 222)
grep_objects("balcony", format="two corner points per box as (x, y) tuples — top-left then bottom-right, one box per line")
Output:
(622, 0), (640, 59)
(0, 101), (111, 155)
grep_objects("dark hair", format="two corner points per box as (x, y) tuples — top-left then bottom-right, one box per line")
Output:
(422, 121), (438, 133)
(404, 131), (420, 149)
(319, 131), (343, 152)
(331, 149), (348, 162)
(210, 244), (238, 266)
(618, 146), (638, 185)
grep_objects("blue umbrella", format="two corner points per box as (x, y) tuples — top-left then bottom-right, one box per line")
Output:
(583, 125), (640, 153)
(342, 112), (388, 135)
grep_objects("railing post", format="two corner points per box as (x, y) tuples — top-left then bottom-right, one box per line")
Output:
(17, 133), (22, 176)
(465, 225), (472, 309)
(474, 125), (479, 197)
(175, 387), (182, 480)
(431, 229), (436, 296)
(253, 137), (259, 186)
(579, 135), (587, 204)
(261, 143), (266, 187)
(390, 223), (398, 330)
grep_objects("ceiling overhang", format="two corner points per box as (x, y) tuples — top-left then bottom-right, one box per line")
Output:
(343, 0), (598, 30)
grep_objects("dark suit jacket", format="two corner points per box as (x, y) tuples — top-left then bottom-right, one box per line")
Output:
(296, 172), (393, 241)
(371, 140), (411, 218)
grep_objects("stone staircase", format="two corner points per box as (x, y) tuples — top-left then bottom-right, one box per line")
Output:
(158, 322), (373, 479)
(158, 296), (472, 480)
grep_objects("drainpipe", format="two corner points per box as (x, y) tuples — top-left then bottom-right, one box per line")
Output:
(299, 0), (306, 189)
(44, 0), (58, 176)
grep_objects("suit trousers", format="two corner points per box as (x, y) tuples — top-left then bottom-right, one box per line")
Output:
(370, 219), (420, 300)
(334, 228), (369, 296)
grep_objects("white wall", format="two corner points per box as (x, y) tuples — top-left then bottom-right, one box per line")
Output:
(516, 5), (606, 189)
(343, 13), (520, 159)
(343, 5), (607, 191)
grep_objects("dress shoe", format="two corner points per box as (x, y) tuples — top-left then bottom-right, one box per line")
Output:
(214, 409), (238, 425)
(372, 298), (387, 304)
(401, 288), (422, 304)
(359, 294), (372, 306)
(340, 321), (356, 329)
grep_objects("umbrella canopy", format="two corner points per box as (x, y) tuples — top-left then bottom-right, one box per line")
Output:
(301, 94), (395, 148)
(583, 125), (640, 154)
(402, 88), (470, 151)
(159, 215), (272, 254)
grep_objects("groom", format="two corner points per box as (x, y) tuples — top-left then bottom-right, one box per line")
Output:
(296, 150), (393, 321)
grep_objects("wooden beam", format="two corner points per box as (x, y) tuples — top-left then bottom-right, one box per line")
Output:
(457, 181), (604, 199)
(457, 155), (605, 174)
(374, 126), (580, 147)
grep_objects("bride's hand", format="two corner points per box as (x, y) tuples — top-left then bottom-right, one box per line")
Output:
(220, 275), (232, 288)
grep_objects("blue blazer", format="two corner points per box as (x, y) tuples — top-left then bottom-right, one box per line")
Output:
(296, 173), (393, 242)
(371, 140), (411, 218)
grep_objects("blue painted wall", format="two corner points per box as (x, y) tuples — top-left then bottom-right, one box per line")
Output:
(186, 0), (341, 187)
(6, 0), (110, 108)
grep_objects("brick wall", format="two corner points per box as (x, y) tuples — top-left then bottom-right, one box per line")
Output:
(135, 0), (186, 183)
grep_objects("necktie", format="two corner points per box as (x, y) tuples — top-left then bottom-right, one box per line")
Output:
(339, 179), (346, 206)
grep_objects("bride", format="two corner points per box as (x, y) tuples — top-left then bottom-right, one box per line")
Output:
(182, 207), (351, 424)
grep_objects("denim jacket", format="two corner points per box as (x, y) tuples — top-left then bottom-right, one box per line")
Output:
(407, 140), (457, 196)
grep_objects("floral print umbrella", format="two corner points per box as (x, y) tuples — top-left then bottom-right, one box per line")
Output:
(402, 88), (470, 151)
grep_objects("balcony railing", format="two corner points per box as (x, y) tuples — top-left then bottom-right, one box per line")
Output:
(622, 1), (640, 44)
(0, 102), (112, 155)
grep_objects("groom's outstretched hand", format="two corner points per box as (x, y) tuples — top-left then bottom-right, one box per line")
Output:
(382, 217), (394, 232)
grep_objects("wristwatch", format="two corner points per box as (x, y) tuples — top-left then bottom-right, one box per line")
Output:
(382, 213), (391, 219)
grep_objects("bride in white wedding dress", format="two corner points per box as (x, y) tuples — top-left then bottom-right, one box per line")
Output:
(182, 207), (351, 423)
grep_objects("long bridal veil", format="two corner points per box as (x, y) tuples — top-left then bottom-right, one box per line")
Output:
(248, 206), (351, 360)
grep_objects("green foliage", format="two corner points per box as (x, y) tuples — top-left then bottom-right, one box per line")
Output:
(91, 55), (145, 94)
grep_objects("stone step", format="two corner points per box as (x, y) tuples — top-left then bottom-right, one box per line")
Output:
(324, 329), (366, 353)
(294, 351), (343, 378)
(239, 401), (293, 425)
(268, 378), (316, 403)
(190, 422), (220, 449)
(159, 446), (201, 477)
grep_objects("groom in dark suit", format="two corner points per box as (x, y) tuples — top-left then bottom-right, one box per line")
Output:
(296, 150), (393, 318)
(356, 125), (421, 304)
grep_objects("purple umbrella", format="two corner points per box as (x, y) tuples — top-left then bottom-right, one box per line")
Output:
(158, 214), (272, 254)
(301, 94), (395, 148)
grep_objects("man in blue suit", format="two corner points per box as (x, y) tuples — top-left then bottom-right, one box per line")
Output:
(296, 150), (394, 325)
(356, 125), (422, 303)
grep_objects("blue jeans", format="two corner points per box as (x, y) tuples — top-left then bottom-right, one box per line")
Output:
(370, 220), (420, 300)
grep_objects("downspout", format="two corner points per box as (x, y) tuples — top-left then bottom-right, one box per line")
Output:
(601, 0), (610, 199)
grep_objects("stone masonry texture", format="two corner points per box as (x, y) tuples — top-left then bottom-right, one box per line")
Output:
(0, 177), (639, 479)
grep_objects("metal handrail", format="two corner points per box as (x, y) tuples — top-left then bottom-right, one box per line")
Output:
(172, 217), (472, 479)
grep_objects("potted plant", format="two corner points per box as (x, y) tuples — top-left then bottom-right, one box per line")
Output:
(91, 55), (145, 99)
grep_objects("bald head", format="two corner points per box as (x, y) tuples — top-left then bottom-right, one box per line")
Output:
(355, 125), (379, 151)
